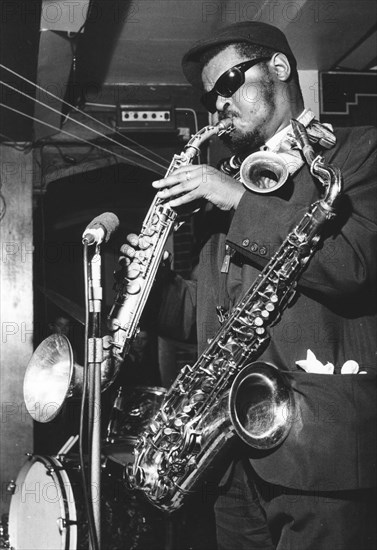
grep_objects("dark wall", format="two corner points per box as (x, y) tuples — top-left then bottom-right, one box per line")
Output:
(321, 71), (377, 127)
(0, 0), (41, 140)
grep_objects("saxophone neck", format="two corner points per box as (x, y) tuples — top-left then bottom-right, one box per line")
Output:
(291, 118), (316, 165)
(162, 119), (234, 178)
(311, 158), (342, 208)
(184, 118), (233, 159)
(292, 118), (342, 208)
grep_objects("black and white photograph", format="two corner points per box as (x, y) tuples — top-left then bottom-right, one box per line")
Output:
(0, 1), (376, 548)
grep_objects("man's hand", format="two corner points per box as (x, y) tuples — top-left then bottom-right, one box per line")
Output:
(118, 233), (170, 280)
(152, 164), (245, 211)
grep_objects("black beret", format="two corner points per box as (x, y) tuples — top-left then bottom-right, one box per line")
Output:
(182, 21), (296, 89)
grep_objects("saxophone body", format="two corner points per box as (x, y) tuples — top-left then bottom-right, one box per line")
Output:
(107, 119), (233, 359)
(126, 120), (342, 512)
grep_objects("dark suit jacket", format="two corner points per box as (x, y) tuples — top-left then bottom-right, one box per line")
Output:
(249, 371), (376, 490)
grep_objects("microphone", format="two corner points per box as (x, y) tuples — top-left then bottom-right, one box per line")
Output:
(82, 212), (120, 245)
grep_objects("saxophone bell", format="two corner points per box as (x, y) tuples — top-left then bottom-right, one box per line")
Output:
(229, 362), (296, 450)
(239, 151), (289, 193)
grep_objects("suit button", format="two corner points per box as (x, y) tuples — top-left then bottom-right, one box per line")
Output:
(259, 246), (267, 255)
(242, 239), (250, 247)
(250, 243), (258, 252)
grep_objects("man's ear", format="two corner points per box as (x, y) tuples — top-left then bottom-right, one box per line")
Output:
(270, 52), (292, 82)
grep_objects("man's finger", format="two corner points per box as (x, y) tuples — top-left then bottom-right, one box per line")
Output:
(127, 233), (139, 246)
(152, 165), (201, 188)
(120, 243), (136, 257)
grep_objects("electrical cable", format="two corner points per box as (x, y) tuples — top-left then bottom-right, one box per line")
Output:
(0, 63), (170, 169)
(0, 100), (166, 174)
(79, 243), (99, 550)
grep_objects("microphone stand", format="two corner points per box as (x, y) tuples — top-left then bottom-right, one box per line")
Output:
(88, 246), (102, 549)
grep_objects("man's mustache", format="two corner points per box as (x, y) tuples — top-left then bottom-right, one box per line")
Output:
(220, 110), (237, 121)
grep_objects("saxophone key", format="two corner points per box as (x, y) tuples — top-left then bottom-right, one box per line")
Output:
(198, 365), (217, 377)
(166, 451), (180, 467)
(157, 206), (177, 223)
(134, 250), (147, 263)
(125, 280), (141, 295)
(176, 381), (186, 394)
(186, 432), (201, 455)
(254, 316), (264, 326)
(216, 305), (228, 323)
(139, 235), (153, 249)
(126, 262), (141, 279)
(232, 326), (255, 339)
(151, 214), (160, 226)
(170, 463), (186, 476)
(180, 364), (196, 378)
(174, 418), (184, 428)
(149, 420), (160, 434)
(159, 405), (169, 423)
(189, 389), (208, 403)
(287, 284), (298, 304)
(142, 226), (157, 237)
(237, 314), (253, 326)
(257, 290), (272, 300)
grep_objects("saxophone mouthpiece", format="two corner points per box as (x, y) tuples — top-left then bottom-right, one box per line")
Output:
(291, 119), (315, 164)
(217, 118), (234, 134)
(291, 119), (309, 146)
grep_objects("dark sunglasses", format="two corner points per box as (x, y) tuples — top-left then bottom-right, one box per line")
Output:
(201, 56), (271, 113)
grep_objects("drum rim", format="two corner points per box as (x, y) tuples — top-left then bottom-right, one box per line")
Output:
(8, 455), (78, 550)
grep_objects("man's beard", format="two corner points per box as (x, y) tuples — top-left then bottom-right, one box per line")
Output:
(220, 126), (265, 158)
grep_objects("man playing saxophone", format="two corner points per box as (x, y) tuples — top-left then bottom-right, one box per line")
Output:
(120, 22), (376, 550)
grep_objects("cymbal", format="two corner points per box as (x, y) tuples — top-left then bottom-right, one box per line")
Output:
(37, 286), (85, 325)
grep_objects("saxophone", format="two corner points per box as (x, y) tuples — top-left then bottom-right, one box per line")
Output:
(107, 119), (233, 358)
(125, 120), (342, 512)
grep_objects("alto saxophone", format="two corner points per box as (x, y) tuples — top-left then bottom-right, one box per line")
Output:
(107, 119), (233, 358)
(126, 120), (342, 512)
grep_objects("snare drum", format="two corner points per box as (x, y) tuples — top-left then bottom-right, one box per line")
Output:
(8, 455), (83, 550)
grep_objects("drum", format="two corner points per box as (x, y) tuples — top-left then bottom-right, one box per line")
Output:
(106, 385), (166, 444)
(8, 455), (83, 550)
(8, 454), (166, 550)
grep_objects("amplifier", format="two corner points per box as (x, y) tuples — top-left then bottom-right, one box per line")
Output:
(116, 103), (176, 131)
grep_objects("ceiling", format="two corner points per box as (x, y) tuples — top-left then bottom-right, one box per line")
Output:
(98, 0), (377, 86)
(1, 0), (376, 143)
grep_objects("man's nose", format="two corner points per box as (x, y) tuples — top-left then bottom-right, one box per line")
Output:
(216, 95), (230, 112)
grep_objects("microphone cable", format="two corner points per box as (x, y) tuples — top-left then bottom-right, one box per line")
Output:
(79, 242), (99, 550)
